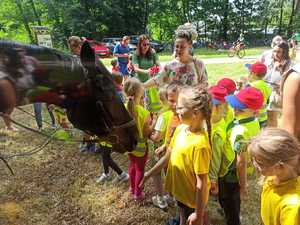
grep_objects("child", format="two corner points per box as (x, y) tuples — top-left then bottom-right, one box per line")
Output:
(245, 61), (272, 128)
(208, 86), (235, 195)
(141, 86), (212, 225)
(248, 128), (300, 225)
(111, 72), (125, 103)
(123, 78), (156, 200)
(111, 59), (119, 73)
(96, 141), (129, 183)
(149, 82), (183, 209)
(217, 78), (236, 126)
(127, 55), (135, 77)
(221, 87), (264, 225)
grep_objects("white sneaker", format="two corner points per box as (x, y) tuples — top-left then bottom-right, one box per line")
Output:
(152, 195), (168, 209)
(163, 194), (176, 206)
(113, 172), (129, 183)
(96, 172), (112, 183)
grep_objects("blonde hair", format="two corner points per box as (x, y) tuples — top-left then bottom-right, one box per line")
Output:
(158, 84), (168, 104)
(248, 128), (300, 174)
(175, 23), (198, 44)
(179, 86), (212, 146)
(123, 78), (143, 119)
(68, 36), (81, 50)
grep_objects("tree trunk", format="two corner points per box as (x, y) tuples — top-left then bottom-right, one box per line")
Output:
(221, 0), (229, 41)
(278, 0), (285, 34)
(14, 0), (35, 43)
(28, 0), (42, 26)
(287, 0), (296, 36)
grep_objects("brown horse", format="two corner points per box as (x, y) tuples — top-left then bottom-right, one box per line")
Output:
(0, 40), (138, 153)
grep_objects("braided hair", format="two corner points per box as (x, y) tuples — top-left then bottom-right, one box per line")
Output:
(123, 77), (143, 119)
(175, 23), (198, 44)
(179, 86), (212, 147)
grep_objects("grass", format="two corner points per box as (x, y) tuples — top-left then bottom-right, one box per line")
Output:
(207, 62), (253, 84)
(100, 46), (267, 67)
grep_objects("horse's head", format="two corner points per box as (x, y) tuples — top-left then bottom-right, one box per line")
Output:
(0, 40), (138, 153)
(68, 41), (138, 153)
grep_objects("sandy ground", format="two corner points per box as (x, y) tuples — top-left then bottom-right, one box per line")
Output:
(0, 105), (263, 225)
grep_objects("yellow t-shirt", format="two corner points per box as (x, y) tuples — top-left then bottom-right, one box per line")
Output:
(261, 176), (300, 225)
(165, 124), (211, 209)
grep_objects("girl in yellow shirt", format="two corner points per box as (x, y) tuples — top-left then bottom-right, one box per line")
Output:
(124, 78), (156, 200)
(248, 128), (300, 225)
(140, 86), (212, 225)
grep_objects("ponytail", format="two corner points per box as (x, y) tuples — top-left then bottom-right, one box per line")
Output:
(123, 78), (143, 120)
(127, 96), (136, 119)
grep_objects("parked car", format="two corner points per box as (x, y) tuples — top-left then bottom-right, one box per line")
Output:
(102, 37), (121, 52)
(82, 38), (111, 57)
(130, 35), (164, 53)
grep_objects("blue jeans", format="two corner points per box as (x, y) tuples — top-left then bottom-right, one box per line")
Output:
(33, 103), (55, 128)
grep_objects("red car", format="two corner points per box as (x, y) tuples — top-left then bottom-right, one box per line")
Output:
(82, 38), (112, 58)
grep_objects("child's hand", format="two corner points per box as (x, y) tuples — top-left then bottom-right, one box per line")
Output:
(139, 171), (150, 188)
(210, 181), (219, 195)
(47, 104), (55, 111)
(187, 212), (203, 225)
(155, 145), (166, 156)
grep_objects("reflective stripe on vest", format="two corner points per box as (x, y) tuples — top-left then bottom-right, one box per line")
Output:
(99, 141), (113, 148)
(145, 87), (162, 112)
(131, 137), (147, 157)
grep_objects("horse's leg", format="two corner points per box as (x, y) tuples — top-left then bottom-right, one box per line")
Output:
(0, 79), (17, 130)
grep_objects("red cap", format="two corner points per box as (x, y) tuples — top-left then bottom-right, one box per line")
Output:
(247, 61), (267, 76)
(209, 85), (228, 105)
(217, 78), (236, 94)
(234, 87), (264, 110)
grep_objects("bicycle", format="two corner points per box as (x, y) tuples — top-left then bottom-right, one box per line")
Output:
(228, 42), (246, 58)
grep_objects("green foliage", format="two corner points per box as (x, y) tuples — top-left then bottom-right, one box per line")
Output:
(0, 0), (299, 47)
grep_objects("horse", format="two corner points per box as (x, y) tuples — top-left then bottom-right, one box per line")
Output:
(0, 40), (138, 153)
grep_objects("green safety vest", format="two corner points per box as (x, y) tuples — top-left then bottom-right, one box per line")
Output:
(145, 87), (162, 112)
(225, 117), (261, 182)
(212, 119), (235, 178)
(249, 80), (272, 124)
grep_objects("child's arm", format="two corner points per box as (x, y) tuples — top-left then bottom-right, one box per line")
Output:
(149, 114), (166, 143)
(209, 134), (223, 194)
(150, 130), (163, 143)
(143, 114), (157, 138)
(237, 151), (247, 200)
(139, 146), (171, 188)
(187, 173), (209, 225)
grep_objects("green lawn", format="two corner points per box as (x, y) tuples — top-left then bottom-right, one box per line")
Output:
(100, 46), (266, 67)
(207, 62), (253, 84)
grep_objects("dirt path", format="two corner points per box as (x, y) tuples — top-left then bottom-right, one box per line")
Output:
(0, 106), (261, 225)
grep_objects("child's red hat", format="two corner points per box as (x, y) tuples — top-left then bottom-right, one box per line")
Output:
(217, 78), (236, 94)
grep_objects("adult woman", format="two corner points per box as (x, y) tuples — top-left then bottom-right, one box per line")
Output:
(132, 35), (161, 112)
(264, 41), (293, 127)
(144, 24), (208, 88)
(281, 64), (300, 141)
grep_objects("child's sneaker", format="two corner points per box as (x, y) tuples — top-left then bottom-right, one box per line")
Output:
(96, 172), (112, 183)
(113, 172), (129, 183)
(152, 195), (168, 209)
(79, 143), (88, 152)
(87, 143), (97, 152)
(134, 191), (145, 201)
(163, 194), (176, 206)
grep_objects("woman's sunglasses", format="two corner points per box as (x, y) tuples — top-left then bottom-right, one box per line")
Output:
(142, 43), (150, 47)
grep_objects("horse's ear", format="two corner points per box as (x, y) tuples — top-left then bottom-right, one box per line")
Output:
(80, 41), (96, 70)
